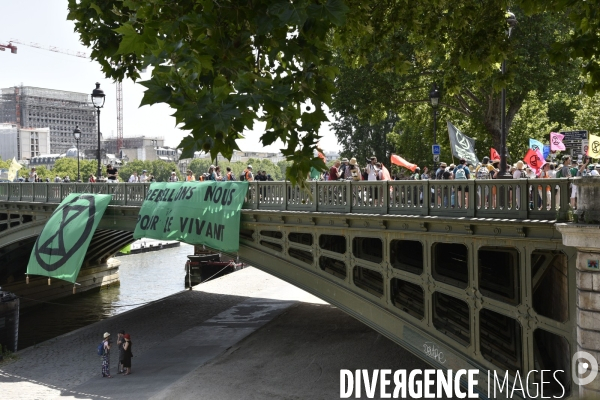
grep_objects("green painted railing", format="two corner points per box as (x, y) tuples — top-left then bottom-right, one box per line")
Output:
(0, 179), (572, 220)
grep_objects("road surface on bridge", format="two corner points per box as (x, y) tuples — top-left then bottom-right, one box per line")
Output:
(0, 267), (442, 400)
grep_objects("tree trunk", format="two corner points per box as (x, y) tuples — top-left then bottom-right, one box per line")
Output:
(482, 91), (525, 159)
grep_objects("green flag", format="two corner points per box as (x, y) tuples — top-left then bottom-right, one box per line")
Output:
(26, 193), (112, 283)
(133, 181), (248, 252)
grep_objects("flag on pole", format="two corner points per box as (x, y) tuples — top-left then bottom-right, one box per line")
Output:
(524, 148), (545, 176)
(390, 154), (418, 172)
(542, 144), (551, 160)
(490, 148), (500, 161)
(587, 133), (600, 158)
(529, 138), (544, 153)
(550, 132), (566, 151)
(447, 121), (479, 165)
(26, 194), (112, 283)
(7, 157), (22, 181)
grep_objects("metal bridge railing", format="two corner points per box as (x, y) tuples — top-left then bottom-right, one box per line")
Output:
(0, 179), (573, 220)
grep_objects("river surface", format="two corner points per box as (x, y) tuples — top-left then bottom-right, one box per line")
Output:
(18, 243), (192, 349)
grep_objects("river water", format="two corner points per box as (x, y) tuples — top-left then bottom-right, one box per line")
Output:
(18, 243), (193, 349)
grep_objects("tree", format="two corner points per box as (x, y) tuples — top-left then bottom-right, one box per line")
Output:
(331, 9), (581, 165)
(67, 0), (600, 184)
(67, 0), (343, 185)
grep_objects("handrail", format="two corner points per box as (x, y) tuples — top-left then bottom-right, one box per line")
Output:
(0, 179), (573, 221)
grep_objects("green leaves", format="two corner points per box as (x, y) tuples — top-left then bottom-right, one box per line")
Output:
(114, 23), (145, 56)
(67, 0), (600, 186)
(308, 0), (350, 26)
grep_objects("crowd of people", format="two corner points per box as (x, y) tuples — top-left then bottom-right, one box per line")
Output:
(17, 154), (600, 187)
(317, 154), (600, 183)
(321, 156), (393, 181)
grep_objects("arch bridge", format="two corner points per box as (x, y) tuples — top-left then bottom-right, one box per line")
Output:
(0, 180), (589, 398)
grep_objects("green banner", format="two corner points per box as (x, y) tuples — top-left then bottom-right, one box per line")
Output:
(27, 193), (112, 283)
(133, 181), (248, 252)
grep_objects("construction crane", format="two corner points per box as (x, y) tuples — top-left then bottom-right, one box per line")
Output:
(6, 39), (124, 154)
(0, 42), (18, 53)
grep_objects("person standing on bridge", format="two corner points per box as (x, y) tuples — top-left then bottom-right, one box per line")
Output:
(139, 170), (148, 183)
(29, 167), (38, 182)
(128, 171), (139, 183)
(101, 332), (112, 378)
(107, 164), (118, 183)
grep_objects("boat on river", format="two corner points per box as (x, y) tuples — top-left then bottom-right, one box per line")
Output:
(184, 250), (244, 287)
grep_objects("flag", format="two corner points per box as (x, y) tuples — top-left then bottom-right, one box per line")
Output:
(317, 151), (326, 162)
(490, 148), (500, 161)
(588, 133), (600, 158)
(529, 138), (544, 153)
(550, 132), (566, 151)
(524, 148), (545, 175)
(7, 157), (22, 181)
(542, 144), (551, 160)
(134, 181), (248, 252)
(390, 154), (417, 172)
(27, 194), (112, 283)
(447, 121), (479, 165)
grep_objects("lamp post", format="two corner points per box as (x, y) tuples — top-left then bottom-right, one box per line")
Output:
(429, 83), (441, 173)
(499, 11), (518, 178)
(73, 126), (81, 182)
(91, 82), (105, 180)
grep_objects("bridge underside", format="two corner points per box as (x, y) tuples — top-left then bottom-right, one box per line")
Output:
(0, 196), (580, 398)
(0, 206), (134, 291)
(228, 210), (577, 399)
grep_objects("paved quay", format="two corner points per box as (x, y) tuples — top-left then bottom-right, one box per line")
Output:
(0, 267), (438, 399)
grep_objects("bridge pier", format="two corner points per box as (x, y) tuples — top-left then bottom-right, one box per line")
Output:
(557, 177), (600, 398)
(1, 258), (119, 309)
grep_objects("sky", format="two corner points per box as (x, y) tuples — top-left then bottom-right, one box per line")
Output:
(0, 0), (341, 153)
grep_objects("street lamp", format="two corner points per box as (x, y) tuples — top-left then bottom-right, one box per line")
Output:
(429, 83), (441, 173)
(91, 82), (105, 180)
(499, 11), (518, 178)
(73, 126), (81, 182)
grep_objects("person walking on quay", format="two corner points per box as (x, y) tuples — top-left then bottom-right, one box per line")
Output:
(122, 334), (133, 375)
(101, 332), (112, 378)
(117, 329), (126, 374)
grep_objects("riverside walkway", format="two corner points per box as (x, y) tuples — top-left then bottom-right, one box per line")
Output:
(0, 268), (433, 399)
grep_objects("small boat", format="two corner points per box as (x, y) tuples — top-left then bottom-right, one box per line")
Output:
(184, 251), (244, 287)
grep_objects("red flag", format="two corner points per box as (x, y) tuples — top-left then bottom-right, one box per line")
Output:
(524, 148), (545, 175)
(390, 154), (417, 172)
(490, 148), (500, 161)
(317, 151), (326, 162)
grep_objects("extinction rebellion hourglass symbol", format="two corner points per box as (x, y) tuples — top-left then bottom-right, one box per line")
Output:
(34, 194), (96, 272)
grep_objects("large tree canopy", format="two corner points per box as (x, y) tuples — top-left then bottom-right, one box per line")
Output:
(331, 8), (582, 166)
(67, 0), (600, 184)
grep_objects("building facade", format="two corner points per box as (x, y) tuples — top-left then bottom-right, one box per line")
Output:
(18, 127), (51, 160)
(0, 123), (18, 161)
(0, 86), (97, 155)
(102, 136), (165, 155)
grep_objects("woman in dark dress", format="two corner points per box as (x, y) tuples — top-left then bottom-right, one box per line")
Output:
(123, 334), (133, 375)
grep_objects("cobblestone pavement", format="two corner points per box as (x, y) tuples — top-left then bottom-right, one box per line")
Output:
(0, 268), (309, 399)
(150, 302), (442, 400)
(0, 267), (440, 400)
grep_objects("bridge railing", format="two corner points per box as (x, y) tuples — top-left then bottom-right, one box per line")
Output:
(243, 179), (572, 220)
(0, 179), (572, 220)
